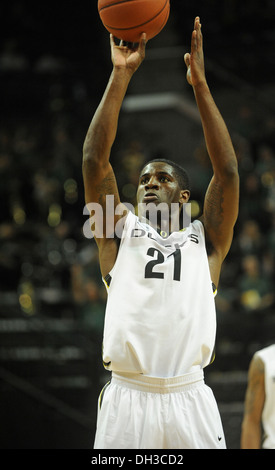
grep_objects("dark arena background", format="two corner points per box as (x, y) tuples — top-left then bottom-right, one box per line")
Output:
(1, 0), (275, 450)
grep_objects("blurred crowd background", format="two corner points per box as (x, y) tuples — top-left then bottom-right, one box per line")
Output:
(1, 0), (275, 449)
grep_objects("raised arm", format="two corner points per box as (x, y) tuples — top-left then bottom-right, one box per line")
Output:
(184, 17), (239, 287)
(82, 34), (146, 276)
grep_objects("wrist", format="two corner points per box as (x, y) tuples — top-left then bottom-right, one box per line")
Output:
(113, 65), (134, 82)
(192, 80), (209, 94)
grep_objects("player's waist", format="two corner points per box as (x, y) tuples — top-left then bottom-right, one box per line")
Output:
(111, 369), (204, 394)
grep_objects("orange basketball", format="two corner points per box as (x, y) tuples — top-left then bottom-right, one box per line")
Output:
(98, 0), (170, 43)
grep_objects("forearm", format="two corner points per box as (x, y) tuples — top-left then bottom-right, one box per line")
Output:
(241, 420), (262, 449)
(83, 67), (132, 165)
(193, 81), (238, 178)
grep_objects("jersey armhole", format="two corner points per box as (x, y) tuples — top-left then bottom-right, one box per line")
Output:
(212, 282), (217, 297)
(102, 210), (137, 291)
(103, 273), (112, 290)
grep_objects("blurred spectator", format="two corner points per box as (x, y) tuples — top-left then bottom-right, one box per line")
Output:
(255, 144), (275, 177)
(0, 38), (28, 71)
(238, 254), (274, 313)
(70, 259), (106, 335)
(239, 172), (268, 226)
(237, 219), (263, 257)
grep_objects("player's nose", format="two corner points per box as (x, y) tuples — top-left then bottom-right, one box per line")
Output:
(145, 176), (159, 189)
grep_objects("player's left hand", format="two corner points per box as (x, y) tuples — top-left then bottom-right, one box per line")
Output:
(184, 17), (206, 87)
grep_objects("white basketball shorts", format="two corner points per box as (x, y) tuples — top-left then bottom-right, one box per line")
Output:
(93, 369), (226, 449)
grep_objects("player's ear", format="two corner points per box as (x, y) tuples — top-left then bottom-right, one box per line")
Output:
(179, 189), (190, 204)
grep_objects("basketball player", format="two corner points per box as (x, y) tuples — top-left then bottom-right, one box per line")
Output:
(83, 17), (239, 449)
(241, 344), (275, 449)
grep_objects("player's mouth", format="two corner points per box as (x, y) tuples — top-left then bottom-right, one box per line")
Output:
(143, 193), (159, 202)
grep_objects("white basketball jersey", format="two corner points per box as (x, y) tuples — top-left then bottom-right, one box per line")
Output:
(255, 344), (275, 449)
(102, 210), (217, 378)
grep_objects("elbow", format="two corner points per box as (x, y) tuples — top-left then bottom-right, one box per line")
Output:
(82, 151), (98, 177)
(83, 134), (90, 160)
(83, 136), (94, 163)
(218, 159), (239, 185)
(82, 142), (110, 178)
(82, 144), (98, 177)
(82, 136), (100, 168)
(227, 164), (239, 187)
(223, 156), (239, 176)
(82, 128), (111, 168)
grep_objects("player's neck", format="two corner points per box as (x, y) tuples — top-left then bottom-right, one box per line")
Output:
(142, 216), (178, 237)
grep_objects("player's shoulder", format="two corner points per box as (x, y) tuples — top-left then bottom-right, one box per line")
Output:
(186, 218), (205, 237)
(255, 344), (275, 361)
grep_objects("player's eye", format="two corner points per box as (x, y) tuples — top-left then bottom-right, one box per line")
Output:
(140, 177), (149, 184)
